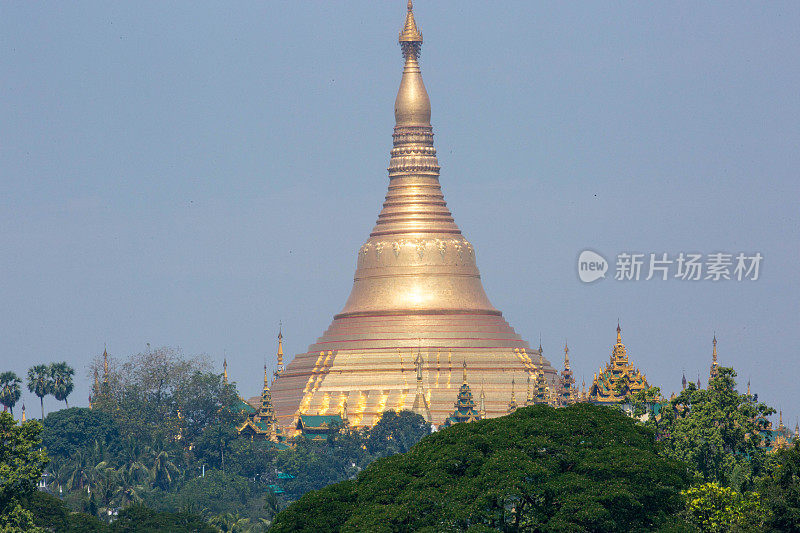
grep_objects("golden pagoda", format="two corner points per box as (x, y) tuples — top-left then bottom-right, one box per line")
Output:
(589, 324), (648, 404)
(271, 2), (554, 427)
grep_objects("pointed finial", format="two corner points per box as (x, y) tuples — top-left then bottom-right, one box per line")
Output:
(779, 409), (783, 429)
(462, 360), (468, 385)
(616, 322), (622, 344)
(564, 340), (570, 367)
(538, 334), (543, 352)
(712, 334), (717, 362)
(21, 403), (26, 423)
(223, 356), (228, 385)
(747, 379), (751, 396)
(399, 0), (423, 49)
(682, 371), (687, 390)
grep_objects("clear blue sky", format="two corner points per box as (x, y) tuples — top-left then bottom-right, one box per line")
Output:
(2, 2), (798, 424)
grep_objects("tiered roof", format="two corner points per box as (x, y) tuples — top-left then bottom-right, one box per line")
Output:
(589, 324), (648, 404)
(444, 362), (482, 425)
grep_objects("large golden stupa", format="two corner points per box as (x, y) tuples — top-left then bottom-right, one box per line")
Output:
(271, 2), (557, 427)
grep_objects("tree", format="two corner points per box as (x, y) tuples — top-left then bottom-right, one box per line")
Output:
(366, 409), (431, 457)
(0, 371), (22, 415)
(0, 412), (49, 531)
(759, 441), (800, 532)
(50, 361), (75, 408)
(150, 450), (180, 491)
(109, 504), (216, 533)
(658, 367), (774, 489)
(272, 403), (691, 532)
(682, 482), (767, 532)
(41, 407), (119, 460)
(27, 364), (53, 420)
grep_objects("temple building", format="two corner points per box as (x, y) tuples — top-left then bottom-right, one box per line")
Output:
(271, 1), (556, 428)
(235, 333), (290, 449)
(237, 364), (289, 449)
(442, 362), (481, 426)
(589, 324), (649, 405)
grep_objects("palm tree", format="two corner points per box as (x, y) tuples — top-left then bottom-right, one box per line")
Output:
(50, 361), (75, 408)
(27, 364), (53, 419)
(0, 371), (22, 415)
(58, 450), (93, 491)
(150, 450), (180, 490)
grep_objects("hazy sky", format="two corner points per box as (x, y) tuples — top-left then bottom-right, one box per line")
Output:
(2, 2), (798, 424)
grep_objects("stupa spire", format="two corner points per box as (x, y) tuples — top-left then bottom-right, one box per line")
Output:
(275, 325), (285, 377)
(709, 333), (719, 381)
(270, 3), (554, 427)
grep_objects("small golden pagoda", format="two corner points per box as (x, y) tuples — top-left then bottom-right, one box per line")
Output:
(589, 324), (648, 404)
(271, 1), (555, 427)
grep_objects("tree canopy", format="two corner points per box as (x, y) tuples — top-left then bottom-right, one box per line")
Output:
(272, 403), (691, 532)
(658, 367), (774, 490)
(0, 412), (49, 532)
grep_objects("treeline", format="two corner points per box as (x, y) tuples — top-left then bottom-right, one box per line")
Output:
(2, 347), (432, 532)
(272, 367), (800, 532)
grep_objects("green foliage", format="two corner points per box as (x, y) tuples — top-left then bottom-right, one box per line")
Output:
(0, 371), (23, 415)
(41, 407), (119, 459)
(658, 367), (774, 490)
(0, 412), (49, 531)
(174, 469), (254, 517)
(682, 482), (767, 532)
(23, 491), (106, 532)
(273, 403), (691, 532)
(366, 409), (431, 456)
(110, 504), (216, 533)
(758, 441), (800, 532)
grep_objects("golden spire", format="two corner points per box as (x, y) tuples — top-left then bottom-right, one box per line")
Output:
(275, 325), (285, 376)
(223, 357), (228, 385)
(779, 410), (784, 430)
(564, 341), (570, 370)
(479, 379), (486, 418)
(712, 333), (717, 362)
(747, 379), (751, 397)
(616, 322), (622, 344)
(507, 378), (517, 414)
(102, 347), (109, 383)
(412, 349), (431, 422)
(462, 360), (468, 385)
(21, 403), (26, 423)
(526, 374), (532, 405)
(795, 421), (799, 439)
